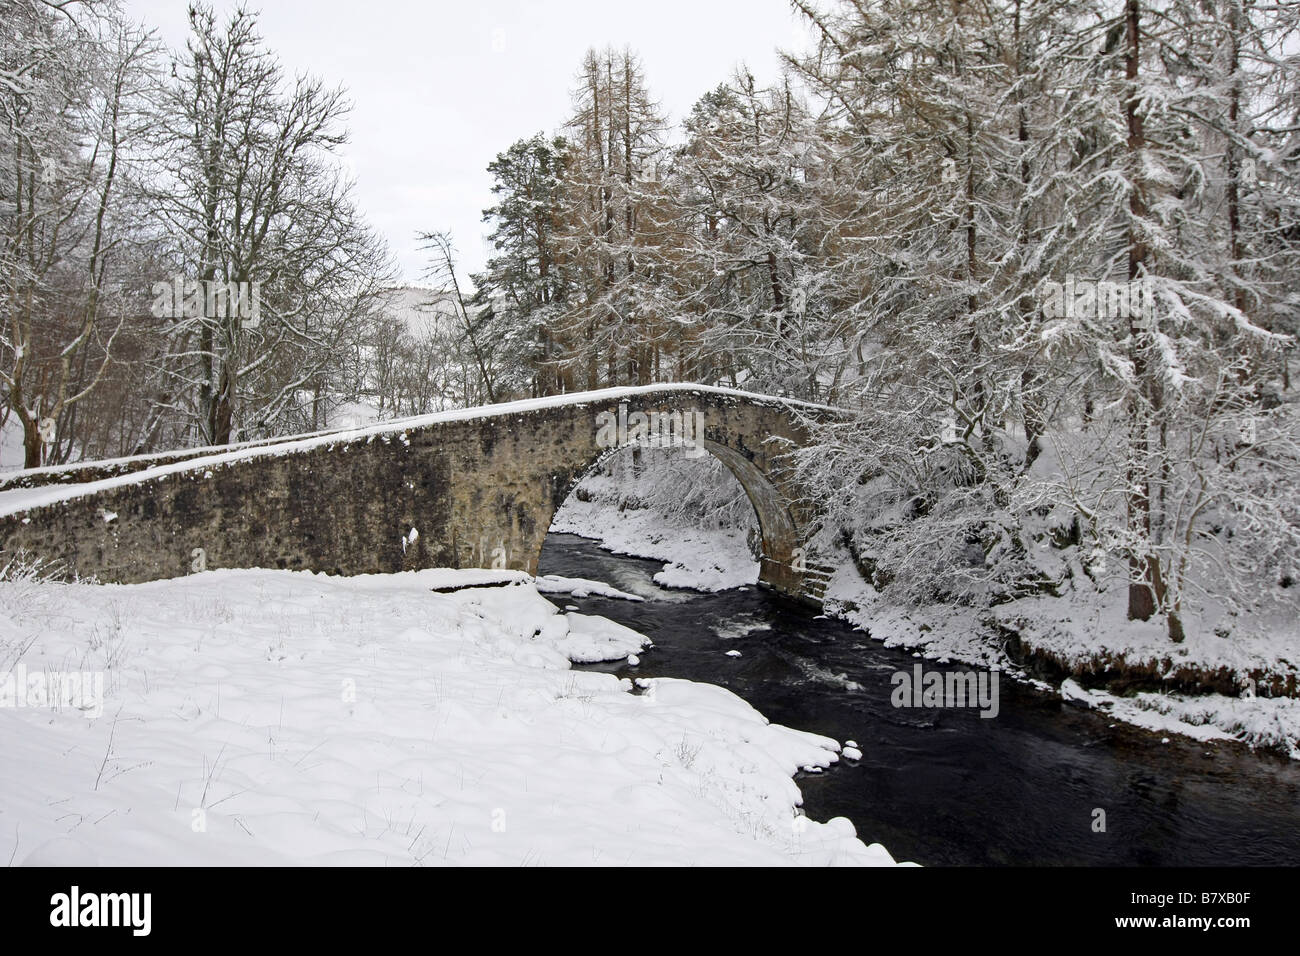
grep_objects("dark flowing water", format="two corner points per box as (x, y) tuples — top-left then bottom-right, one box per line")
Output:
(538, 532), (1300, 866)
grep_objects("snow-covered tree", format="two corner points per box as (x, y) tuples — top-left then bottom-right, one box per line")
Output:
(475, 133), (572, 396)
(552, 47), (670, 389)
(667, 70), (862, 400)
(0, 0), (160, 466)
(151, 2), (393, 445)
(786, 0), (1300, 641)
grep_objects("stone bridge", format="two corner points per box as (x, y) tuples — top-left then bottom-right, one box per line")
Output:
(0, 385), (838, 601)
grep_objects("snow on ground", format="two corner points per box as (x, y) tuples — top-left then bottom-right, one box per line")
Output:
(551, 494), (759, 592)
(0, 417), (24, 473)
(823, 559), (1300, 758)
(324, 399), (385, 430)
(821, 564), (1019, 673)
(534, 574), (644, 602)
(1000, 589), (1300, 758)
(991, 589), (1300, 692)
(0, 567), (899, 866)
(1058, 677), (1300, 759)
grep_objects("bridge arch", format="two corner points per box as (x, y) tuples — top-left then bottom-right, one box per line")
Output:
(544, 434), (804, 595)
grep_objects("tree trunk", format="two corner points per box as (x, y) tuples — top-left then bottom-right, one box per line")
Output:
(22, 416), (42, 469)
(1124, 0), (1158, 623)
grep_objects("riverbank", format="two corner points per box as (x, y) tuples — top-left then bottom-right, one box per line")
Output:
(822, 565), (1300, 760)
(540, 532), (1300, 865)
(550, 492), (759, 592)
(0, 567), (898, 866)
(555, 491), (1300, 759)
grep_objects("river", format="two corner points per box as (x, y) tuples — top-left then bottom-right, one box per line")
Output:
(538, 531), (1300, 866)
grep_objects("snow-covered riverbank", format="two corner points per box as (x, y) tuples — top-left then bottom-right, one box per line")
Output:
(551, 494), (759, 592)
(550, 449), (762, 592)
(0, 567), (898, 866)
(821, 567), (1300, 760)
(557, 477), (1300, 760)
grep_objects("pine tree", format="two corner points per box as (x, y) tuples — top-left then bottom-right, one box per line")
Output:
(477, 133), (571, 395)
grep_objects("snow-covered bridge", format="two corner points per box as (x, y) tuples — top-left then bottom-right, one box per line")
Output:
(0, 385), (837, 601)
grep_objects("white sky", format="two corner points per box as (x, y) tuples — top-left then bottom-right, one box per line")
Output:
(120, 0), (815, 284)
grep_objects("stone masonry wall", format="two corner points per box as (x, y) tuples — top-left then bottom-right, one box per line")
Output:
(0, 388), (824, 597)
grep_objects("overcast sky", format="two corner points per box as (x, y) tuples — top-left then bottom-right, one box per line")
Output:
(120, 0), (814, 284)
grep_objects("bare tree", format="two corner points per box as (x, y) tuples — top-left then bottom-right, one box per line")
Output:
(153, 2), (393, 445)
(0, 0), (158, 466)
(417, 230), (498, 404)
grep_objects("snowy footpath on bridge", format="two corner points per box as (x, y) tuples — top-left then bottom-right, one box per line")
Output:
(0, 567), (899, 866)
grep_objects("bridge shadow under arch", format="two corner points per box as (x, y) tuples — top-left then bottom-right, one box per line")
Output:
(540, 436), (805, 596)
